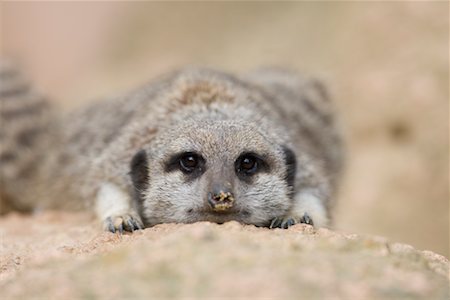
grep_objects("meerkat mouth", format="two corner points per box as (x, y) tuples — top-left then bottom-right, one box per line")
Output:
(189, 206), (251, 224)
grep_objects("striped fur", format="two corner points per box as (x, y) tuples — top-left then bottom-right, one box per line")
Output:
(0, 61), (52, 213)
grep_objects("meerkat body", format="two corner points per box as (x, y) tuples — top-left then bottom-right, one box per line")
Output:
(0, 65), (343, 232)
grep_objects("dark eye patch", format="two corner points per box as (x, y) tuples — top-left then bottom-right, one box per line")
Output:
(164, 151), (206, 180)
(282, 146), (297, 198)
(129, 150), (149, 220)
(130, 149), (149, 193)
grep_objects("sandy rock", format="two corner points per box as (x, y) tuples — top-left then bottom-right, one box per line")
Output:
(0, 211), (448, 299)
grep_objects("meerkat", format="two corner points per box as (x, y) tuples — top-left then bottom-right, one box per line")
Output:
(0, 63), (343, 232)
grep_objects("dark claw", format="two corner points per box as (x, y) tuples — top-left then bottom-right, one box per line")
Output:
(127, 219), (136, 231)
(283, 218), (295, 228)
(280, 218), (295, 229)
(133, 219), (143, 230)
(300, 213), (314, 226)
(118, 223), (124, 234)
(106, 217), (116, 233)
(270, 218), (282, 229)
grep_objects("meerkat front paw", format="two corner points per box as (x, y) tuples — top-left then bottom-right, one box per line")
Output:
(269, 212), (314, 229)
(96, 182), (144, 233)
(104, 213), (144, 233)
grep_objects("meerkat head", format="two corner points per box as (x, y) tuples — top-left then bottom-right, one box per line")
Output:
(129, 116), (297, 227)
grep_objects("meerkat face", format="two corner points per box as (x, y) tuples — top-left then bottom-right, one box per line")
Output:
(130, 118), (297, 227)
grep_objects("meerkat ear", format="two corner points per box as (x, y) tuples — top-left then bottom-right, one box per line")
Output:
(130, 150), (149, 197)
(282, 146), (297, 196)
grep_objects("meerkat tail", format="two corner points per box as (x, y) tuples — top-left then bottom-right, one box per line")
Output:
(0, 60), (53, 213)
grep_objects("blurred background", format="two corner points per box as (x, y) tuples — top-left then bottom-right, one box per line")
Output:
(1, 2), (448, 257)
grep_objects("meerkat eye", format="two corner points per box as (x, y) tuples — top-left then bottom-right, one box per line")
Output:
(179, 152), (201, 173)
(165, 151), (206, 178)
(235, 153), (261, 176)
(241, 156), (257, 172)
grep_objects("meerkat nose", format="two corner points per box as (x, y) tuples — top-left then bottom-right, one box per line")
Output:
(207, 184), (235, 212)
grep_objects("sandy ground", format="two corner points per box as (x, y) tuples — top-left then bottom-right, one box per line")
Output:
(1, 211), (449, 299)
(0, 4), (448, 298)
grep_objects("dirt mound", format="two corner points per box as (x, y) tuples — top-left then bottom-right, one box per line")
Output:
(0, 211), (448, 299)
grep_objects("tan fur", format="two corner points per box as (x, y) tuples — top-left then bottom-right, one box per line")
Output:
(0, 65), (343, 231)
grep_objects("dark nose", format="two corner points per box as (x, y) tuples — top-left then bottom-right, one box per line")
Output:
(207, 184), (235, 212)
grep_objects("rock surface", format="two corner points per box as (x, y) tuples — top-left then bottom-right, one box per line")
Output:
(0, 211), (449, 299)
